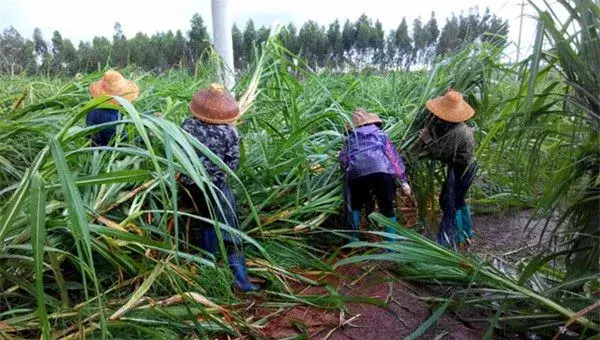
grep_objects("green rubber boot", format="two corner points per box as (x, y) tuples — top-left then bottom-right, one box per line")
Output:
(460, 205), (474, 239)
(350, 210), (361, 242)
(455, 208), (466, 244)
(383, 216), (398, 242)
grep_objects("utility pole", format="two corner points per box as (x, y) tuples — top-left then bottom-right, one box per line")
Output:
(211, 0), (235, 89)
(516, 0), (525, 63)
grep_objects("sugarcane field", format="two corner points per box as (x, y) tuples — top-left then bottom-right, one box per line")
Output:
(0, 0), (599, 339)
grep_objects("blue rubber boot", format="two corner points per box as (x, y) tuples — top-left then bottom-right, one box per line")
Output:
(383, 216), (398, 242)
(199, 227), (218, 254)
(460, 205), (474, 240)
(350, 210), (361, 242)
(228, 251), (259, 292)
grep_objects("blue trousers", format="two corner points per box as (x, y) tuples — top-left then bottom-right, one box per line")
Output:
(179, 182), (240, 250)
(438, 162), (477, 247)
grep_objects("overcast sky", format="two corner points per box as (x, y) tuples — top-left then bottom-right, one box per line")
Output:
(1, 0), (540, 61)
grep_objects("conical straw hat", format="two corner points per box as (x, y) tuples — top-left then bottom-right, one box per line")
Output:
(347, 108), (382, 130)
(425, 89), (474, 123)
(89, 70), (140, 103)
(189, 83), (240, 125)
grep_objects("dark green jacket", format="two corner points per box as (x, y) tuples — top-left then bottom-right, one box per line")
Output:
(416, 123), (475, 165)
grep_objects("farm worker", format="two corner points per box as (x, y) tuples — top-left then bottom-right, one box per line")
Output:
(178, 83), (258, 292)
(339, 108), (411, 242)
(86, 70), (140, 146)
(411, 89), (477, 250)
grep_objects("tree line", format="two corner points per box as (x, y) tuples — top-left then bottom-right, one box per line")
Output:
(0, 7), (507, 76)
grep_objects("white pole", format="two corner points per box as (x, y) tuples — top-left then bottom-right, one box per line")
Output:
(516, 0), (525, 63)
(211, 0), (235, 89)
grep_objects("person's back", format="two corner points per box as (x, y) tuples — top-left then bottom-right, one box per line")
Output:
(179, 118), (239, 186)
(425, 120), (475, 165)
(343, 124), (398, 180)
(86, 108), (121, 146)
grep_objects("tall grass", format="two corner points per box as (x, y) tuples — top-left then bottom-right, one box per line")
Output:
(480, 0), (600, 280)
(0, 4), (597, 337)
(525, 0), (599, 281)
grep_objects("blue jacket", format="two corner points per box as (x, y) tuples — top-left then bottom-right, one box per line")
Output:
(86, 108), (121, 146)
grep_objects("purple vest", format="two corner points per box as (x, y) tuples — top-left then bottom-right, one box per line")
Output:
(343, 125), (396, 180)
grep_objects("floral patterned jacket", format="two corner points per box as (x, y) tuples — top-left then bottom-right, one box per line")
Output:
(179, 117), (239, 186)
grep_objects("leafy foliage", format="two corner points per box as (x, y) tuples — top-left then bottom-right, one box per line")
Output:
(0, 2), (597, 338)
(0, 8), (508, 76)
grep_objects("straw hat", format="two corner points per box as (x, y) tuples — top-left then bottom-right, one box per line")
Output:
(347, 108), (382, 130)
(189, 83), (240, 125)
(89, 70), (140, 103)
(425, 89), (475, 123)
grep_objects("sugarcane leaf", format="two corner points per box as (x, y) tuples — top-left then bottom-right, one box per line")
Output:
(30, 171), (50, 339)
(518, 249), (573, 286)
(404, 298), (452, 340)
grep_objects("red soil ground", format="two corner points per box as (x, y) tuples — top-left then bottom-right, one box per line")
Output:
(251, 210), (551, 339)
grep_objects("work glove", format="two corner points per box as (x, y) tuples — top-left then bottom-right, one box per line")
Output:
(419, 127), (431, 143)
(401, 182), (412, 196)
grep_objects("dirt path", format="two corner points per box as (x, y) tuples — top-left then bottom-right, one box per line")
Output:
(254, 211), (552, 339)
(256, 263), (485, 340)
(470, 211), (553, 256)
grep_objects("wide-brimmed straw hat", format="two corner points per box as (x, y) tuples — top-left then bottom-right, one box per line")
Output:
(425, 89), (475, 123)
(346, 108), (382, 130)
(89, 70), (140, 103)
(189, 83), (240, 125)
